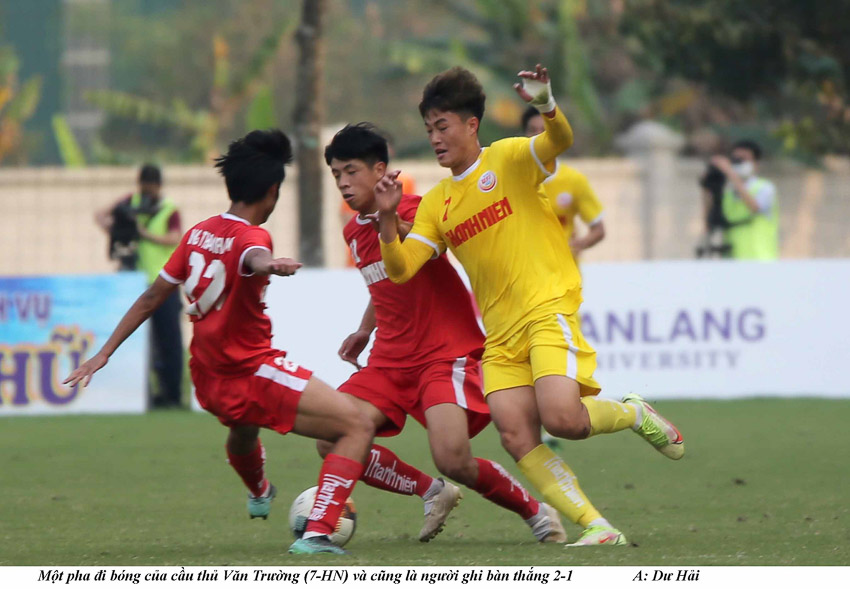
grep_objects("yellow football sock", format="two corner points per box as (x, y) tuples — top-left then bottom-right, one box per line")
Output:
(581, 397), (637, 437)
(517, 444), (602, 528)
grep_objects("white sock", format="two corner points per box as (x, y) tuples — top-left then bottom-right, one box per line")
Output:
(422, 479), (443, 502)
(587, 517), (612, 529)
(630, 404), (644, 430)
(524, 503), (545, 526)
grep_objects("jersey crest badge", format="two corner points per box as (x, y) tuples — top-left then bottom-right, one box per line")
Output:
(478, 171), (497, 192)
(556, 192), (573, 208)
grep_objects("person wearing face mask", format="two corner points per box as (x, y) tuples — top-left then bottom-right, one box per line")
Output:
(95, 164), (185, 408)
(710, 140), (779, 260)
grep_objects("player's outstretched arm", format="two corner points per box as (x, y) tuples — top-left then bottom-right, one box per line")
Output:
(244, 248), (302, 277)
(375, 172), (434, 283)
(339, 300), (376, 370)
(63, 277), (178, 388)
(514, 64), (574, 168)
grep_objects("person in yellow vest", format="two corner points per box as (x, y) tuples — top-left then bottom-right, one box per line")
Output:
(710, 140), (779, 260)
(95, 164), (185, 407)
(521, 106), (605, 257)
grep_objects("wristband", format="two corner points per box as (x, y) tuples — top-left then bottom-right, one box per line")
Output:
(523, 78), (557, 113)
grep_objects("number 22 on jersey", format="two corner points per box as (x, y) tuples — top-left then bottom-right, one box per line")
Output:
(184, 251), (226, 318)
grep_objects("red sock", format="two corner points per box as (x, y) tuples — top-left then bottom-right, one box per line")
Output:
(472, 458), (539, 520)
(226, 439), (268, 498)
(304, 453), (364, 537)
(360, 444), (435, 498)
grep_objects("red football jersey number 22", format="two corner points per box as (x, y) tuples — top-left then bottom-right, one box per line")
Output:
(184, 251), (227, 318)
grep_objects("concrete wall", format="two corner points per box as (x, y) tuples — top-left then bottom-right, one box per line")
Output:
(1, 155), (849, 276)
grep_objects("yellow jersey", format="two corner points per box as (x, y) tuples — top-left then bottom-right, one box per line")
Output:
(383, 124), (582, 347)
(543, 162), (603, 243)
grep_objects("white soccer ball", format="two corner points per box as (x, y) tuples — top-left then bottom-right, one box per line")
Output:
(288, 486), (357, 547)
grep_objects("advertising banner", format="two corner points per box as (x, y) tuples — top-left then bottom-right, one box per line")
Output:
(262, 261), (850, 399)
(580, 260), (850, 398)
(0, 273), (148, 415)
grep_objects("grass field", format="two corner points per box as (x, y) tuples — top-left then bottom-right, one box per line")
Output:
(1, 399), (848, 566)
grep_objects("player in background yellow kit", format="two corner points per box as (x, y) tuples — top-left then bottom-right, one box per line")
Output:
(374, 65), (684, 547)
(521, 106), (606, 257)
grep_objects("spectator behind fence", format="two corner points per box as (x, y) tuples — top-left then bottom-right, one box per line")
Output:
(94, 164), (185, 408)
(710, 140), (779, 260)
(521, 106), (605, 258)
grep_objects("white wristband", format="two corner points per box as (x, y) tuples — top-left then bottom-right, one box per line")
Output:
(523, 78), (557, 113)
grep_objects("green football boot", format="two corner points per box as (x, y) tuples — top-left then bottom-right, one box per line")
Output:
(247, 483), (276, 520)
(623, 393), (685, 460)
(288, 535), (348, 555)
(565, 525), (628, 547)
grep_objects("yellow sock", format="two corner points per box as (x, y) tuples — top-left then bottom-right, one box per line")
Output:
(582, 397), (637, 437)
(517, 444), (602, 528)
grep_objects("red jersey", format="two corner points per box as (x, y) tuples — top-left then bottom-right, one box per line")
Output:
(344, 195), (484, 368)
(160, 213), (275, 377)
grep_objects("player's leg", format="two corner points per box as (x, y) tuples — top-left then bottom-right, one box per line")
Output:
(534, 375), (634, 439)
(315, 395), (438, 500)
(190, 365), (277, 519)
(486, 385), (626, 546)
(530, 312), (683, 458)
(149, 289), (183, 407)
(226, 425), (276, 519)
(423, 402), (564, 543)
(290, 376), (374, 549)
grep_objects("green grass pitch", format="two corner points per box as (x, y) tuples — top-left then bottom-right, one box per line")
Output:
(1, 399), (848, 566)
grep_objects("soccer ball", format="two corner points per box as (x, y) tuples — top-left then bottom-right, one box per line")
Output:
(288, 486), (357, 547)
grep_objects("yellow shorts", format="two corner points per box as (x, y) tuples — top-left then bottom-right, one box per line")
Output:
(481, 312), (601, 396)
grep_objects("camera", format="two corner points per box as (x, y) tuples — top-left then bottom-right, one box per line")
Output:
(696, 163), (731, 258)
(109, 193), (162, 270)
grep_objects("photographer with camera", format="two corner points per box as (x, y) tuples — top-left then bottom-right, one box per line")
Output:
(697, 140), (779, 260)
(95, 164), (184, 408)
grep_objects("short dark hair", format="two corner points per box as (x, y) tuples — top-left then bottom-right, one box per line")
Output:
(521, 106), (541, 133)
(214, 129), (293, 204)
(324, 123), (389, 166)
(732, 139), (763, 160)
(139, 164), (162, 185)
(419, 66), (485, 121)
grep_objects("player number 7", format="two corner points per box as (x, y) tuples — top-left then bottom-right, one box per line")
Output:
(184, 251), (227, 318)
(442, 197), (451, 222)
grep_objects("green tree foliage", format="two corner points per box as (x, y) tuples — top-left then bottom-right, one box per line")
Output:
(382, 0), (647, 154)
(87, 0), (850, 161)
(621, 0), (850, 156)
(92, 1), (296, 162)
(0, 45), (42, 164)
(51, 115), (86, 167)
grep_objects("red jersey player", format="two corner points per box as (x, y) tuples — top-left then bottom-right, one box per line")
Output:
(65, 130), (375, 555)
(321, 123), (566, 543)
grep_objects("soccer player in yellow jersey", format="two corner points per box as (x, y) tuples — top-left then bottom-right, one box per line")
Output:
(522, 106), (605, 256)
(373, 65), (685, 547)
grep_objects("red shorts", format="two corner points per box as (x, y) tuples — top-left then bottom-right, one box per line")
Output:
(339, 354), (490, 438)
(191, 353), (313, 435)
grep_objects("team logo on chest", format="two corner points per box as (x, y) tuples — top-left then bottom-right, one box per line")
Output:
(478, 170), (497, 192)
(556, 192), (573, 208)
